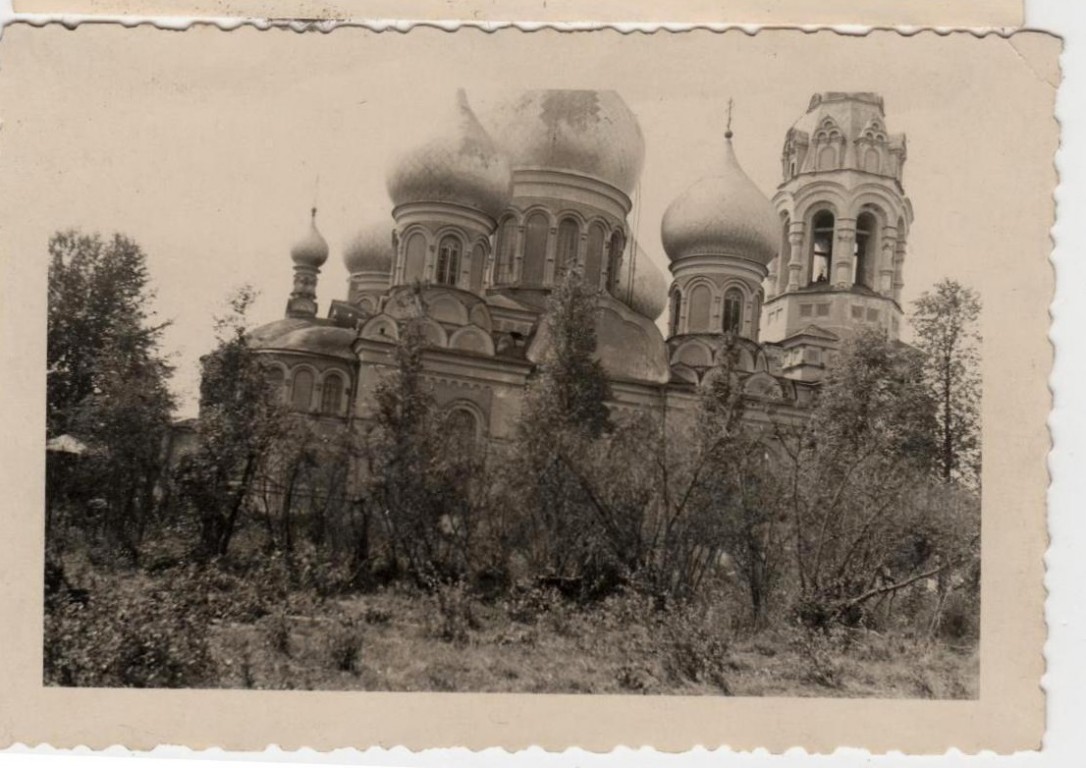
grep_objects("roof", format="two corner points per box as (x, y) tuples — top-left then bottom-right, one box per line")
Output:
(247, 318), (357, 361)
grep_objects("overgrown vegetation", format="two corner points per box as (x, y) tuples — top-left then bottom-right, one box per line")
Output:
(44, 233), (981, 696)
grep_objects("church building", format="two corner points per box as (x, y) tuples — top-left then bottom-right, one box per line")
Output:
(245, 89), (912, 441)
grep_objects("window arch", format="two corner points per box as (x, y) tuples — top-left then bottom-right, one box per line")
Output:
(403, 232), (427, 283)
(687, 284), (712, 332)
(722, 287), (743, 334)
(854, 212), (879, 288)
(670, 290), (682, 336)
(435, 235), (461, 286)
(606, 230), (626, 294)
(555, 218), (580, 281)
(809, 210), (835, 284)
(521, 212), (549, 286)
(446, 406), (482, 447)
(584, 222), (606, 289)
(495, 218), (518, 284)
(291, 369), (314, 412)
(320, 373), (345, 415)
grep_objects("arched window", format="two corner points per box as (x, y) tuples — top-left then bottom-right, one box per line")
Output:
(435, 235), (461, 286)
(291, 369), (314, 412)
(854, 212), (878, 288)
(495, 218), (517, 284)
(555, 218), (579, 281)
(809, 211), (835, 284)
(687, 284), (712, 332)
(521, 212), (549, 286)
(584, 223), (606, 289)
(606, 231), (626, 294)
(320, 373), (344, 415)
(404, 232), (427, 283)
(469, 243), (486, 292)
(446, 407), (481, 446)
(670, 290), (682, 335)
(722, 287), (743, 334)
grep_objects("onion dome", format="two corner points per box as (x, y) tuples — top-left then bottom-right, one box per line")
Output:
(386, 89), (512, 219)
(291, 208), (330, 268)
(484, 90), (645, 195)
(661, 131), (779, 265)
(343, 220), (395, 275)
(615, 241), (668, 321)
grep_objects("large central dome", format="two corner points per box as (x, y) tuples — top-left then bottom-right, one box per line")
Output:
(386, 90), (513, 219)
(661, 137), (780, 265)
(484, 90), (645, 196)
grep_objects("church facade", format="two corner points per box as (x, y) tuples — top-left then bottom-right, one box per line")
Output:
(246, 89), (912, 442)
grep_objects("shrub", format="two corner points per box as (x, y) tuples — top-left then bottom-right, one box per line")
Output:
(325, 617), (364, 673)
(659, 602), (732, 694)
(264, 609), (292, 657)
(44, 568), (216, 688)
(794, 626), (845, 689)
(431, 581), (479, 645)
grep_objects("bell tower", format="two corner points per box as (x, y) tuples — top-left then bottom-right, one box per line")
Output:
(760, 92), (912, 374)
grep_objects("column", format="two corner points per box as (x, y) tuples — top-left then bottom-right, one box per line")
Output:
(834, 219), (857, 288)
(786, 221), (805, 291)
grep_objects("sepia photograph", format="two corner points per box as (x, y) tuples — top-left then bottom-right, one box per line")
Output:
(0, 21), (1055, 753)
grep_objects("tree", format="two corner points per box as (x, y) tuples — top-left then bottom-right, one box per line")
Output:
(506, 270), (620, 594)
(46, 230), (175, 554)
(773, 327), (942, 628)
(911, 279), (982, 487)
(175, 287), (287, 559)
(362, 314), (488, 585)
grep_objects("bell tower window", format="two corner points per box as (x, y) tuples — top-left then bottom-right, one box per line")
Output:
(723, 288), (743, 334)
(670, 290), (682, 335)
(435, 235), (461, 286)
(809, 211), (835, 284)
(854, 212), (878, 289)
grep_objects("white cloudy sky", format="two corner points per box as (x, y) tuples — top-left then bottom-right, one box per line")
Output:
(1, 25), (1055, 416)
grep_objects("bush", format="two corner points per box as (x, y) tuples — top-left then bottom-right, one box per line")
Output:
(431, 581), (479, 645)
(659, 602), (733, 693)
(325, 617), (364, 673)
(44, 567), (217, 688)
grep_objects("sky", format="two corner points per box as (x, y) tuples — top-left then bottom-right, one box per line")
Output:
(0, 24), (1056, 417)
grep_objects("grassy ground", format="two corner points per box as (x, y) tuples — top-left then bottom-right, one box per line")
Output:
(207, 585), (978, 698)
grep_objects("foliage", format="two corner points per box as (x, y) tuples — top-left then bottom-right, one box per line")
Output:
(46, 230), (176, 556)
(911, 279), (983, 488)
(773, 327), (962, 628)
(174, 286), (289, 559)
(44, 566), (216, 688)
(363, 309), (490, 585)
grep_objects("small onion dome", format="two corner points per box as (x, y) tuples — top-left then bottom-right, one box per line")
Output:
(615, 241), (668, 321)
(386, 89), (513, 219)
(291, 208), (330, 267)
(661, 136), (779, 265)
(484, 90), (645, 196)
(343, 220), (395, 275)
